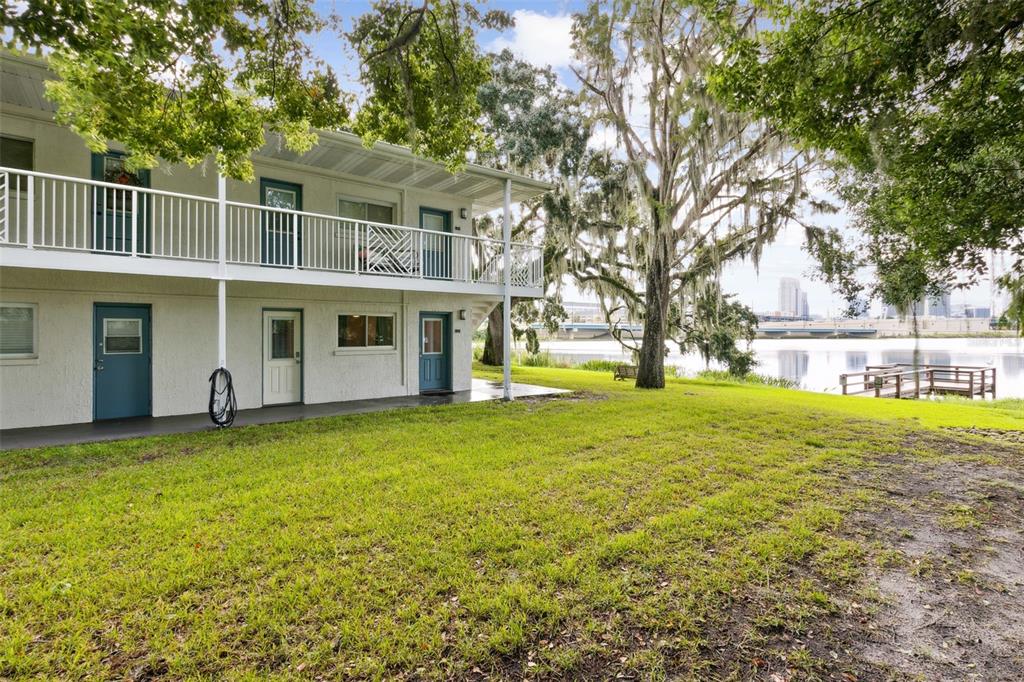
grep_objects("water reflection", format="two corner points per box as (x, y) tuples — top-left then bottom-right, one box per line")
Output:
(846, 352), (868, 370)
(880, 350), (953, 367)
(537, 337), (1024, 398)
(1003, 353), (1024, 374)
(777, 350), (810, 384)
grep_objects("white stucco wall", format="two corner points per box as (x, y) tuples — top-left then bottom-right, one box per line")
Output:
(0, 268), (490, 429)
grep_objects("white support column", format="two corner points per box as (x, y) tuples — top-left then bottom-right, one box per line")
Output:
(217, 174), (227, 369)
(502, 178), (512, 401)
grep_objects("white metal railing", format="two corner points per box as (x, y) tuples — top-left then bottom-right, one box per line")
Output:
(0, 168), (219, 260)
(0, 167), (544, 288)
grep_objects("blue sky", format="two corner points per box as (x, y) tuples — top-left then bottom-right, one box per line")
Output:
(311, 1), (998, 315)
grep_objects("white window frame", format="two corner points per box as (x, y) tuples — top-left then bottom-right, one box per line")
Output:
(264, 187), (299, 236)
(337, 195), (398, 226)
(334, 311), (398, 355)
(421, 318), (445, 355)
(0, 302), (39, 361)
(102, 317), (144, 355)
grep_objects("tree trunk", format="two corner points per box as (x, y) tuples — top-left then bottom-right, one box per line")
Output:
(636, 231), (672, 389)
(480, 303), (504, 366)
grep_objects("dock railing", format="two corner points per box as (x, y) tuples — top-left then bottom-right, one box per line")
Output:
(839, 364), (996, 399)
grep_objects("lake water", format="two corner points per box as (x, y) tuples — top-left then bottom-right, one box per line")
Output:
(537, 337), (1024, 399)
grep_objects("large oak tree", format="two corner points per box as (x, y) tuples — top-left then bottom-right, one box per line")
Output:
(568, 1), (811, 387)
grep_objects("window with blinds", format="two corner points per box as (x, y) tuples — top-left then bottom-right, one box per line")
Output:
(0, 304), (37, 358)
(338, 198), (395, 225)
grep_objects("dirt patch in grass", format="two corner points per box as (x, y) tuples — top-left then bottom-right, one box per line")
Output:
(946, 426), (1024, 446)
(841, 434), (1024, 681)
(693, 431), (1024, 681)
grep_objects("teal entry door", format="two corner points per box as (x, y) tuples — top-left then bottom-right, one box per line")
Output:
(91, 153), (150, 254)
(261, 178), (303, 267)
(419, 312), (451, 392)
(94, 304), (152, 420)
(419, 208), (452, 279)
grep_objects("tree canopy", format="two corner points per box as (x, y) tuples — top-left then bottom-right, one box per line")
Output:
(348, 1), (512, 172)
(4, 0), (505, 179)
(711, 0), (1024, 320)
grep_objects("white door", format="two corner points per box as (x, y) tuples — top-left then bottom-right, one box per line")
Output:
(263, 310), (302, 405)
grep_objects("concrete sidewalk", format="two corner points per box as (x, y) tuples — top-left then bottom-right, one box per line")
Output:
(0, 379), (567, 450)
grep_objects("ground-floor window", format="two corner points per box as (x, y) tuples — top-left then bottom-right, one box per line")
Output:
(0, 303), (38, 358)
(337, 314), (396, 349)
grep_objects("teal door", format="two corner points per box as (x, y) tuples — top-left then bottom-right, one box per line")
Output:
(419, 312), (451, 392)
(419, 208), (452, 279)
(261, 178), (302, 267)
(91, 153), (150, 254)
(94, 304), (152, 420)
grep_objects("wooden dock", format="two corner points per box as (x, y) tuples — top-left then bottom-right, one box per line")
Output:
(839, 364), (996, 400)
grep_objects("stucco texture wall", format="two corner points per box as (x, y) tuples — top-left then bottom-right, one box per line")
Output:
(0, 269), (489, 429)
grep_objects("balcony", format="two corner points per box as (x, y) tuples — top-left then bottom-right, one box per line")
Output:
(0, 167), (545, 296)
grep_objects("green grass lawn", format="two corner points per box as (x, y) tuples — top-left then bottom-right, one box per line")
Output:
(1, 367), (1021, 680)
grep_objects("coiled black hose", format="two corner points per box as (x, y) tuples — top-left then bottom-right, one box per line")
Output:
(208, 367), (237, 428)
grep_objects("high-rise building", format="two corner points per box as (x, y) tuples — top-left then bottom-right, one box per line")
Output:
(777, 278), (811, 319)
(778, 277), (802, 318)
(905, 292), (951, 318)
(927, 293), (951, 318)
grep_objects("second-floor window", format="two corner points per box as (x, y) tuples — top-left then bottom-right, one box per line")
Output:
(0, 135), (34, 193)
(338, 198), (395, 225)
(0, 136), (33, 171)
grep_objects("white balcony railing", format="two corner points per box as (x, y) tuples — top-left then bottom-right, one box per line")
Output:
(0, 167), (545, 289)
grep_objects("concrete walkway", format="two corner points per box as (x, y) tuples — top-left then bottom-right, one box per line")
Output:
(0, 379), (567, 450)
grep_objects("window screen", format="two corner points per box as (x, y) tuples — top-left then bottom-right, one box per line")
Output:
(338, 199), (394, 224)
(0, 136), (33, 171)
(0, 304), (36, 356)
(366, 203), (394, 224)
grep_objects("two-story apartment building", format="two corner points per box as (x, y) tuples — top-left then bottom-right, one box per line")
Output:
(0, 53), (548, 430)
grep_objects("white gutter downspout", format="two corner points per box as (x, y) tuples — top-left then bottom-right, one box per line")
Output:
(502, 178), (513, 401)
(217, 174), (227, 369)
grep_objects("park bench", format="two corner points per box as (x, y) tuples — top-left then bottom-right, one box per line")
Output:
(614, 364), (638, 381)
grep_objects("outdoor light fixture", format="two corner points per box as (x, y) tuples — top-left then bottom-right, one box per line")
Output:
(459, 208), (468, 219)
(458, 309), (467, 320)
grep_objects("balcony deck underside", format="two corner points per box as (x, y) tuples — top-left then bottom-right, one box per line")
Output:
(0, 246), (543, 298)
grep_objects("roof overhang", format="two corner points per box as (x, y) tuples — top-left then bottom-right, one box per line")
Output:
(257, 130), (553, 214)
(0, 51), (553, 213)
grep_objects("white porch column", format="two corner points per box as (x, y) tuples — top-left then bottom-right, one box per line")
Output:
(217, 173), (227, 368)
(502, 178), (512, 401)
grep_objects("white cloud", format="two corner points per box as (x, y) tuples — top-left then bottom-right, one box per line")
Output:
(488, 10), (575, 70)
